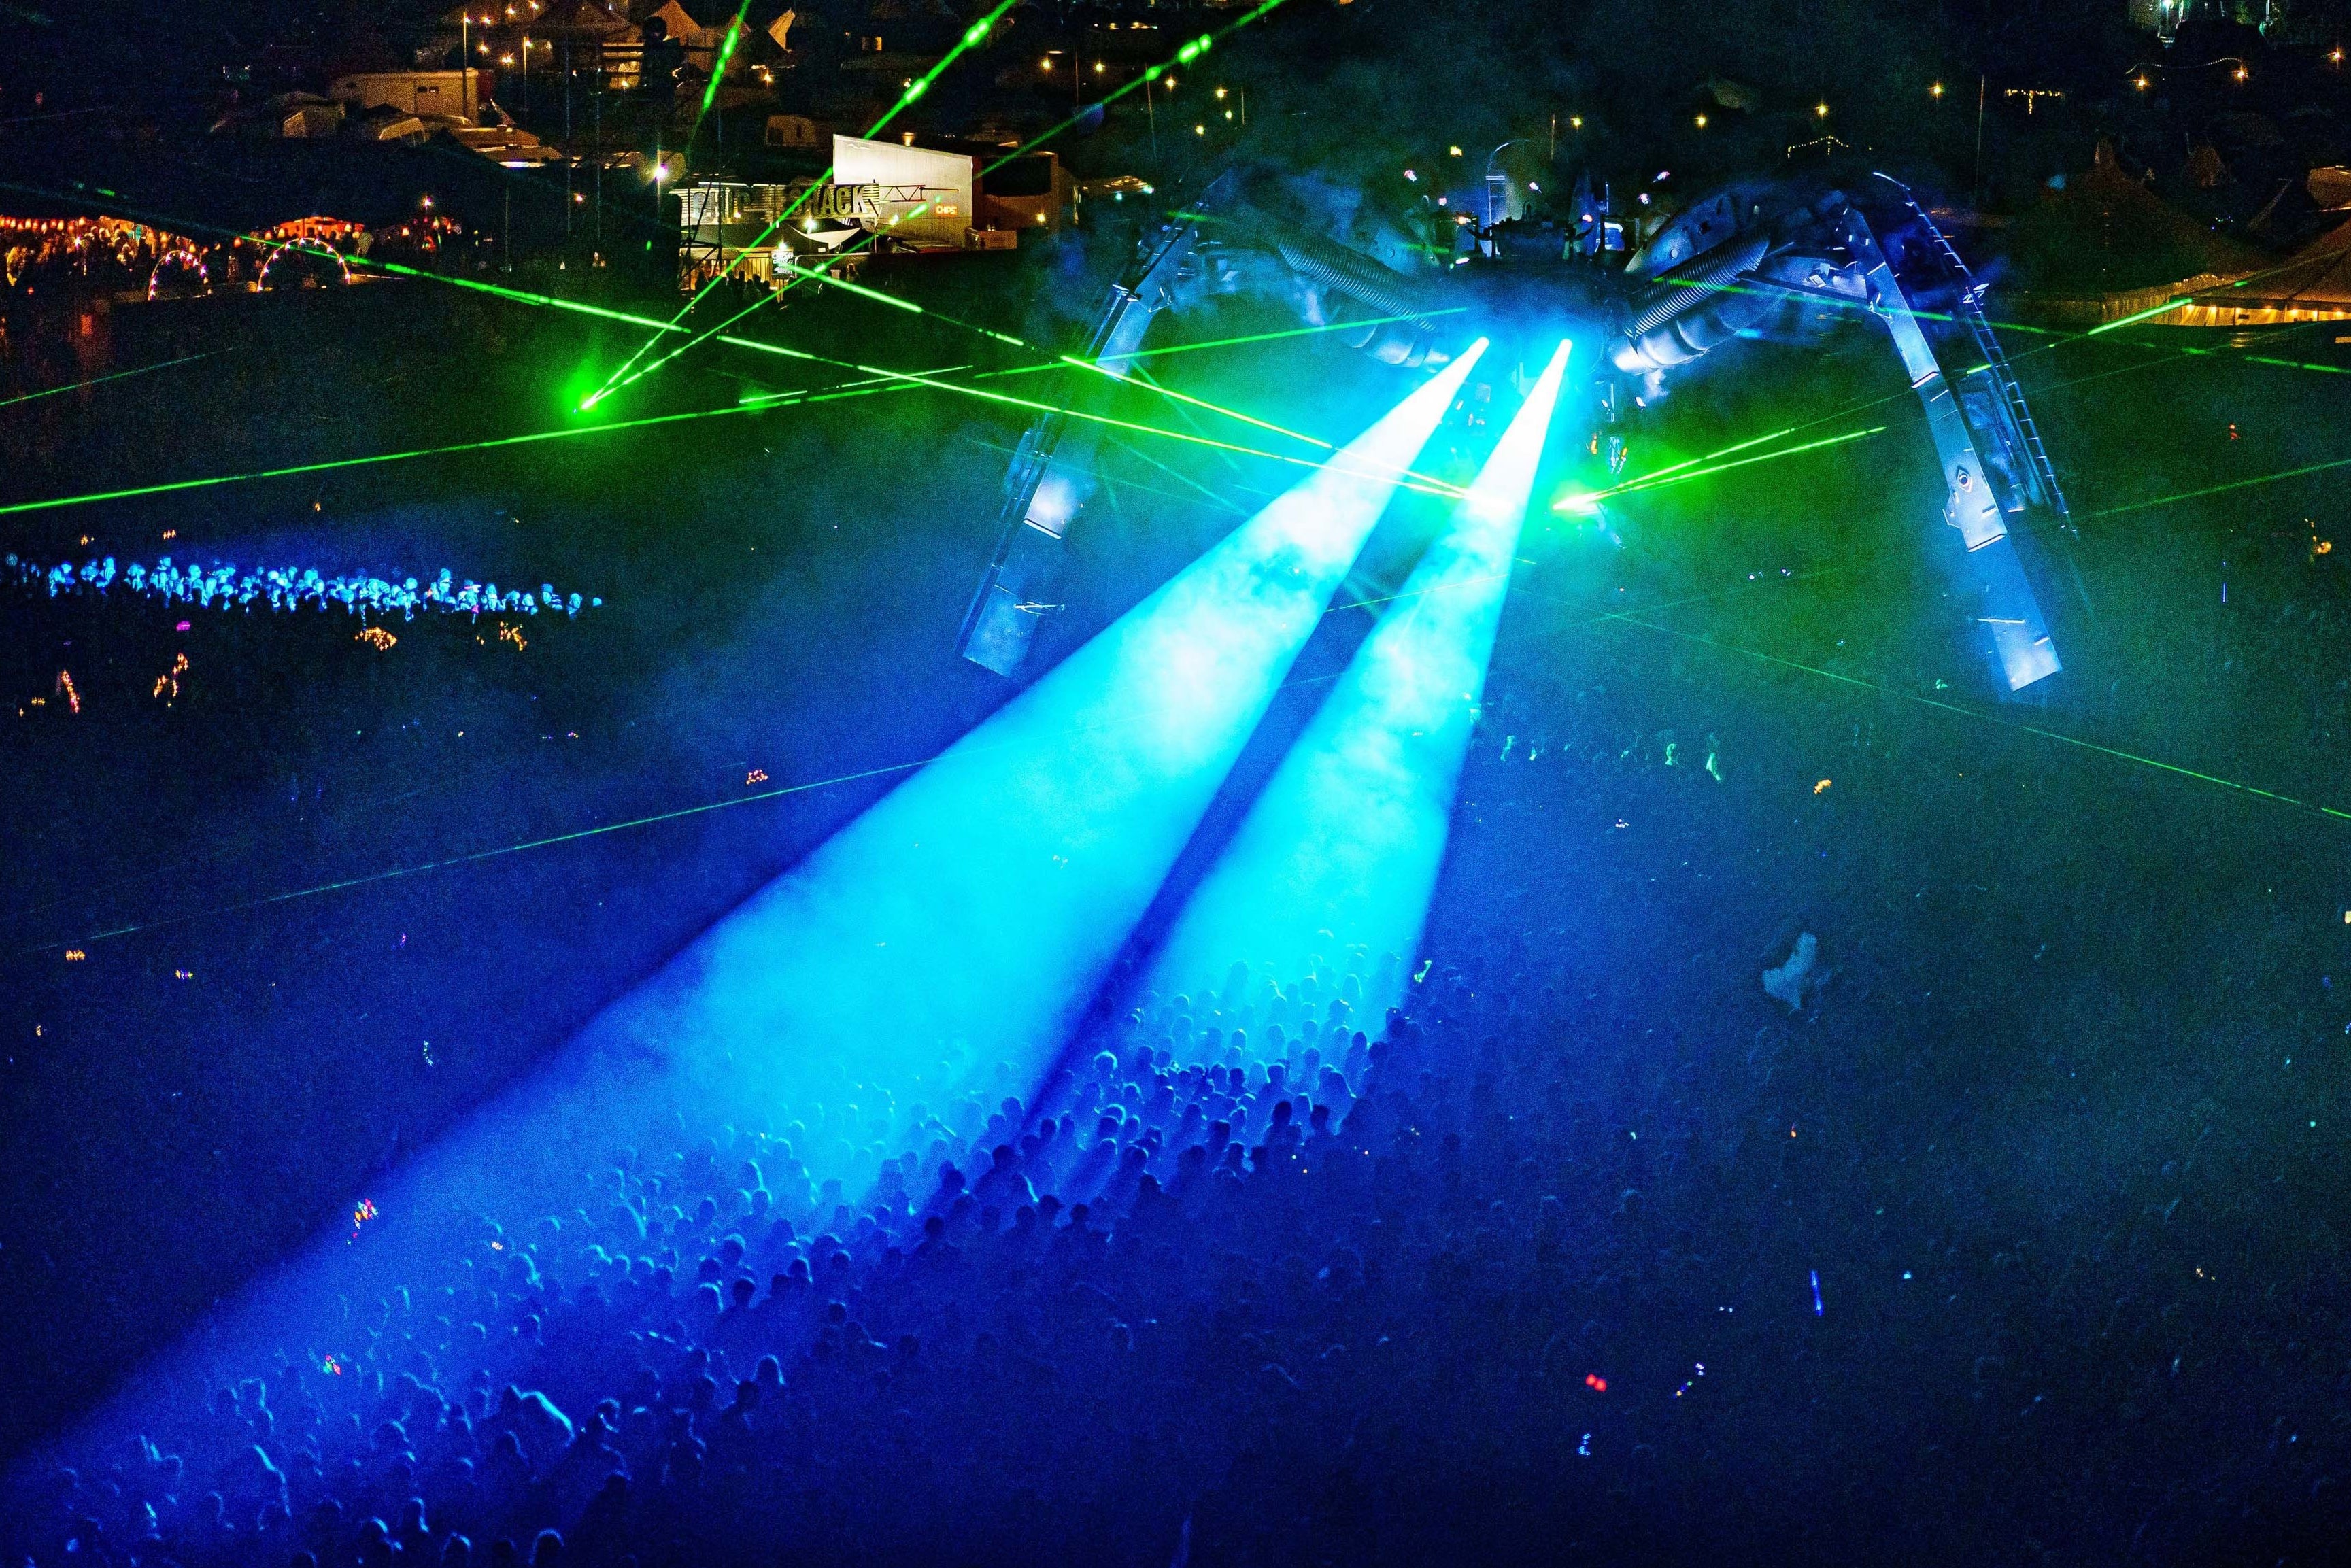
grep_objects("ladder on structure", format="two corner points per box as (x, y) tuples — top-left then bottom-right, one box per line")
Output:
(1876, 177), (2073, 530)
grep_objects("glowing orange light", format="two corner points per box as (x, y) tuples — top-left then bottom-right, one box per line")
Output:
(152, 653), (188, 702)
(1814, 778), (1831, 794)
(1584, 1374), (1608, 1392)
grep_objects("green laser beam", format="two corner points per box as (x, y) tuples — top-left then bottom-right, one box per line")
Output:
(0, 400), (769, 519)
(1612, 424), (1887, 496)
(745, 309), (1470, 407)
(591, 289), (783, 405)
(981, 0), (1291, 177)
(0, 334), (1478, 517)
(1609, 613), (2351, 824)
(1566, 424), (1887, 509)
(0, 179), (1476, 479)
(1061, 354), (1330, 449)
(0, 171), (1468, 405)
(1657, 273), (2074, 341)
(2084, 250), (2338, 335)
(22, 624), (1359, 958)
(589, 0), (1019, 401)
(776, 255), (924, 314)
(1661, 247), (2351, 358)
(692, 1), (754, 135)
(784, 351), (1470, 495)
(2087, 294), (2203, 335)
(642, 234), (1429, 464)
(0, 352), (213, 411)
(587, 209), (932, 408)
(764, 246), (1341, 451)
(16, 749), (949, 956)
(0, 179), (1470, 482)
(1595, 424), (1799, 494)
(23, 536), (1534, 957)
(2084, 452), (2351, 521)
(1614, 260), (2351, 491)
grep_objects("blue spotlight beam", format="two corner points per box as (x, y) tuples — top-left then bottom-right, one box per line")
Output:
(27, 347), (1491, 1484)
(585, 343), (1487, 1119)
(1151, 340), (1573, 1015)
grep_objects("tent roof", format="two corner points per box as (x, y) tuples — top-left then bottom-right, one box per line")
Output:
(2004, 144), (2271, 295)
(2220, 218), (2351, 309)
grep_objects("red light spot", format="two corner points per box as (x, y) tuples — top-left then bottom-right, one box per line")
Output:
(1585, 1374), (1608, 1393)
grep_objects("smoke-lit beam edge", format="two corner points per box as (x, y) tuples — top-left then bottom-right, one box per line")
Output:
(1151, 340), (1569, 1012)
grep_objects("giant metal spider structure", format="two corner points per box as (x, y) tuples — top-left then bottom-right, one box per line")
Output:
(958, 167), (2078, 700)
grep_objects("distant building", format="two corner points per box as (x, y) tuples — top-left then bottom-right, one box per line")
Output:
(671, 134), (1066, 288)
(644, 0), (796, 70)
(329, 70), (488, 122)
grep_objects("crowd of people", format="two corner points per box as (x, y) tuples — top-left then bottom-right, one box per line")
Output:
(1, 796), (1974, 1568)
(7, 556), (600, 623)
(7, 617), (2351, 1564)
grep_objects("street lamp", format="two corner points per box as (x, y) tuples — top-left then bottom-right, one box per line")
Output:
(1931, 81), (1944, 99)
(1694, 112), (1707, 128)
(1815, 101), (1829, 118)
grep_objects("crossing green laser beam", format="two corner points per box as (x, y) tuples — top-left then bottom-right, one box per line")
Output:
(1609, 613), (2351, 825)
(0, 169), (1472, 416)
(0, 337), (1475, 518)
(0, 178), (1466, 470)
(1605, 424), (1887, 497)
(0, 352), (213, 411)
(589, 0), (1020, 403)
(773, 242), (1023, 345)
(764, 249), (1335, 449)
(729, 310), (1464, 411)
(1589, 424), (1800, 495)
(770, 352), (1470, 494)
(1058, 354), (1330, 449)
(1661, 250), (2351, 360)
(740, 308), (1470, 406)
(981, 0), (1289, 177)
(1557, 424), (1887, 513)
(676, 244), (1409, 460)
(739, 256), (1341, 450)
(586, 208), (935, 409)
(1657, 273), (2075, 340)
(589, 290), (783, 407)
